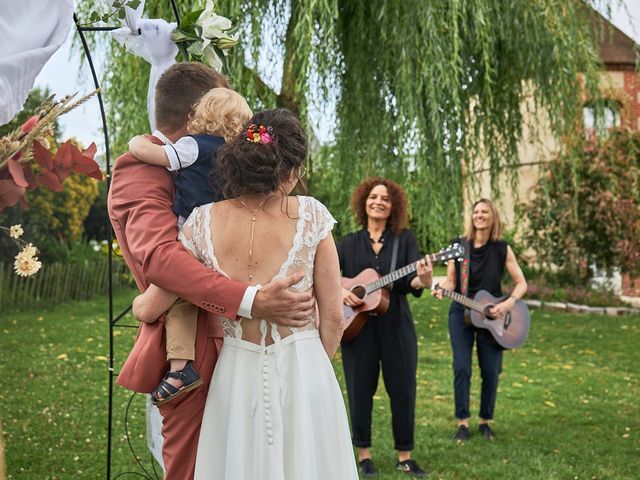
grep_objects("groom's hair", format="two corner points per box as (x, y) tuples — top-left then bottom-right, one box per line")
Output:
(155, 62), (231, 134)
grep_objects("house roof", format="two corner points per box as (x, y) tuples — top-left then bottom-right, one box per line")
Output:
(587, 7), (639, 70)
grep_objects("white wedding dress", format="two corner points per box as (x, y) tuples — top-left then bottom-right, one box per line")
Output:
(179, 196), (358, 480)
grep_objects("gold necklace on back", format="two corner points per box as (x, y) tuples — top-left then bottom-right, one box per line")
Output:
(236, 195), (275, 282)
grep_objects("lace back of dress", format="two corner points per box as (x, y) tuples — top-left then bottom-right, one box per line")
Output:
(182, 196), (336, 341)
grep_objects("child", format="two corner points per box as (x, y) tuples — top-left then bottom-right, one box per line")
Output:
(128, 88), (252, 406)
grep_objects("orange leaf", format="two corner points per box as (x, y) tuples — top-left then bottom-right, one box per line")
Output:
(7, 158), (28, 187)
(21, 163), (37, 189)
(71, 142), (103, 180)
(37, 170), (64, 191)
(55, 141), (75, 168)
(0, 179), (26, 210)
(82, 142), (97, 159)
(33, 140), (54, 170)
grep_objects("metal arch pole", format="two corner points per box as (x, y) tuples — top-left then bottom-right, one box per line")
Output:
(170, 0), (181, 24)
(73, 1), (182, 477)
(73, 13), (118, 480)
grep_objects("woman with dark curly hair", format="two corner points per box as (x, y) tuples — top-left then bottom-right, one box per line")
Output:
(338, 177), (432, 478)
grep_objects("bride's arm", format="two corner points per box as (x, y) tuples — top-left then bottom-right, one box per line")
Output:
(313, 234), (344, 359)
(132, 284), (179, 323)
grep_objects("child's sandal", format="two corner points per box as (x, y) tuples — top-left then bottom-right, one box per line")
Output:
(151, 360), (203, 407)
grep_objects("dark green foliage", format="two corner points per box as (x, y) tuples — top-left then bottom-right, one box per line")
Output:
(83, 180), (111, 242)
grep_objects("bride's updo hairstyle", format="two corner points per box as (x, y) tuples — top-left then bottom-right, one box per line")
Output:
(215, 108), (307, 198)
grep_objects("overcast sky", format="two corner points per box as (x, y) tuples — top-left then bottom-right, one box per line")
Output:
(34, 1), (640, 160)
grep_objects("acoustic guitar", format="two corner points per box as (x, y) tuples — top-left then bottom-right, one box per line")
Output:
(434, 285), (531, 349)
(341, 243), (464, 343)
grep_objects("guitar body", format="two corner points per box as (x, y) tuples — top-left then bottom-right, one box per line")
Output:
(341, 268), (390, 343)
(466, 290), (530, 349)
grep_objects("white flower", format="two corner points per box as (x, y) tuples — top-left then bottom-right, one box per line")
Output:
(197, 1), (233, 39)
(14, 252), (42, 277)
(16, 243), (37, 260)
(216, 33), (238, 50)
(202, 45), (224, 73)
(9, 224), (23, 239)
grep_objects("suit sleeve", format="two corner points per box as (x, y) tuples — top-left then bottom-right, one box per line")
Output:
(109, 155), (246, 318)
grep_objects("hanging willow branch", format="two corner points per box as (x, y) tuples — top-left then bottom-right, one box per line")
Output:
(74, 0), (608, 249)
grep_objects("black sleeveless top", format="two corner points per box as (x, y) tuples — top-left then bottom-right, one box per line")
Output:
(453, 237), (508, 298)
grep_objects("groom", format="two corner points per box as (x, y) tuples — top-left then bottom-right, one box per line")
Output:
(108, 62), (314, 480)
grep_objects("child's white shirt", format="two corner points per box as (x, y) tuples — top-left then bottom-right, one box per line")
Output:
(162, 136), (200, 171)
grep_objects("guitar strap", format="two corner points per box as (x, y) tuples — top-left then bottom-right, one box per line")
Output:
(459, 237), (470, 297)
(388, 235), (399, 291)
(459, 237), (473, 324)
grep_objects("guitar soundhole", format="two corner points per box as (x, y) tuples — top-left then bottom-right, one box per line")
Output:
(351, 285), (366, 300)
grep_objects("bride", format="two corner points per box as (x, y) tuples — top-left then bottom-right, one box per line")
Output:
(143, 108), (357, 479)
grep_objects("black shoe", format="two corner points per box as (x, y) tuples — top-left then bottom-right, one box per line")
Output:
(479, 423), (495, 440)
(358, 458), (377, 478)
(452, 425), (470, 443)
(396, 459), (428, 477)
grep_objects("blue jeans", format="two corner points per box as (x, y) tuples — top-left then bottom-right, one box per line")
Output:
(448, 302), (503, 420)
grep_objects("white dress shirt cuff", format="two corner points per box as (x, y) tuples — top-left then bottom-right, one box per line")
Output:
(238, 285), (261, 319)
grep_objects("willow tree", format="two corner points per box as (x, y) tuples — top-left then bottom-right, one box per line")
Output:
(76, 0), (604, 249)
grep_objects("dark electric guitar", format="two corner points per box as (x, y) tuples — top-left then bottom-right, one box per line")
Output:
(434, 286), (531, 349)
(341, 243), (464, 343)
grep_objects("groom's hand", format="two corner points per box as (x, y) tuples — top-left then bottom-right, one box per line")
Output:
(252, 272), (315, 327)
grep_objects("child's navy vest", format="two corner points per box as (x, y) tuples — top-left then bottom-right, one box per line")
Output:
(173, 134), (225, 219)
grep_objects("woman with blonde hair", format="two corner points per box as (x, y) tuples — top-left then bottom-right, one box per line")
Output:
(433, 198), (527, 442)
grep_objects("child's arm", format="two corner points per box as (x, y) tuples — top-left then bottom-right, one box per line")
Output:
(129, 135), (171, 167)
(132, 284), (179, 323)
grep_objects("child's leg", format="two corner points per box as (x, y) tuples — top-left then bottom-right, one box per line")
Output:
(153, 299), (201, 405)
(165, 298), (198, 367)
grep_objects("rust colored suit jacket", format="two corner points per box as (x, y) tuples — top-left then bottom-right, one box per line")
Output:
(108, 142), (246, 393)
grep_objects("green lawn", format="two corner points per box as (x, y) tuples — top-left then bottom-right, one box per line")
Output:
(1, 290), (638, 479)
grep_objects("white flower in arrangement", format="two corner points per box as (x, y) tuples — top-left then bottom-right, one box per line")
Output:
(202, 47), (222, 72)
(2, 225), (42, 277)
(14, 256), (42, 277)
(17, 243), (38, 260)
(197, 2), (232, 40)
(13, 243), (41, 277)
(171, 1), (239, 73)
(9, 224), (23, 239)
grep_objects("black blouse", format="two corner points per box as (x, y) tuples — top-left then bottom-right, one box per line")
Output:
(337, 228), (424, 323)
(453, 237), (508, 298)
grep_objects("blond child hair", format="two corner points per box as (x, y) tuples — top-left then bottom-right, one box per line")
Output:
(188, 88), (252, 141)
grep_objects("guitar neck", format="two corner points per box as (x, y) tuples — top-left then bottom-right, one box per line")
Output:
(438, 288), (485, 313)
(365, 253), (435, 294)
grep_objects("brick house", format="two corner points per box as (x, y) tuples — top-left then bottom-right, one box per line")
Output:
(466, 7), (640, 297)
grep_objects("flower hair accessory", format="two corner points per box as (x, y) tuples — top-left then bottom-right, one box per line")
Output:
(246, 124), (276, 145)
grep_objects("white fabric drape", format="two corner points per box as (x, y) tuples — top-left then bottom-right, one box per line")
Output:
(0, 0), (74, 125)
(111, 5), (178, 132)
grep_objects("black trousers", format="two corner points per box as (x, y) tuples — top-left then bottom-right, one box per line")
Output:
(341, 312), (417, 451)
(448, 302), (503, 420)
